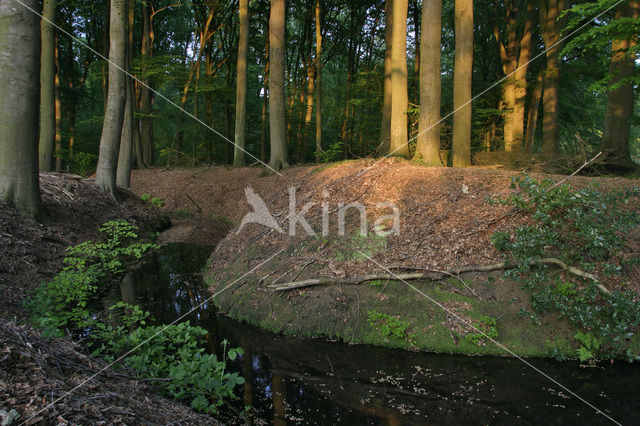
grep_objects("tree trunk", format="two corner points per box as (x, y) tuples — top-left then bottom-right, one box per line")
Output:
(452, 0), (473, 167)
(600, 0), (639, 168)
(380, 0), (392, 153)
(525, 70), (543, 151)
(513, 0), (535, 151)
(0, 0), (45, 220)
(117, 0), (135, 188)
(539, 0), (564, 155)
(268, 0), (289, 171)
(54, 35), (63, 173)
(233, 0), (249, 166)
(414, 0), (441, 166)
(96, 0), (127, 198)
(314, 0), (322, 162)
(140, 0), (154, 167)
(389, 0), (409, 158)
(38, 0), (57, 172)
(102, 0), (110, 111)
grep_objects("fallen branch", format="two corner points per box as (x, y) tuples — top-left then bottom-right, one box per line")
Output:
(268, 257), (611, 295)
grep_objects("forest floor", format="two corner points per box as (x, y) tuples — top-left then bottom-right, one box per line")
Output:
(131, 158), (640, 358)
(0, 174), (215, 425)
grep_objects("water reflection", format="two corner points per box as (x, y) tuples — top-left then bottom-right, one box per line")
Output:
(109, 243), (640, 425)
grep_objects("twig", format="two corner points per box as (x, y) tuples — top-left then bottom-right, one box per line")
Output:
(546, 151), (602, 192)
(185, 194), (202, 213)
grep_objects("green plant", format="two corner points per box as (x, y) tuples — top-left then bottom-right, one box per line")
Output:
(465, 316), (499, 345)
(574, 331), (601, 362)
(140, 193), (151, 202)
(151, 197), (164, 207)
(318, 141), (345, 163)
(71, 151), (98, 176)
(492, 175), (640, 360)
(367, 310), (414, 341)
(89, 304), (244, 414)
(25, 220), (157, 337)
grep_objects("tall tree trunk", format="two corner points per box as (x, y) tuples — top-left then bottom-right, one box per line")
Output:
(314, 0), (323, 161)
(513, 0), (535, 151)
(452, 0), (473, 167)
(261, 25), (270, 163)
(54, 35), (63, 173)
(268, 0), (288, 171)
(539, 0), (564, 155)
(525, 70), (543, 151)
(389, 0), (409, 157)
(96, 0), (127, 198)
(600, 0), (639, 168)
(380, 0), (393, 153)
(117, 0), (135, 188)
(414, 0), (441, 166)
(412, 0), (420, 105)
(234, 0), (250, 166)
(102, 0), (110, 111)
(140, 0), (154, 167)
(38, 0), (57, 172)
(0, 0), (45, 220)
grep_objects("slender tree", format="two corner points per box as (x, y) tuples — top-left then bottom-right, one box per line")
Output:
(539, 0), (565, 155)
(0, 0), (45, 219)
(380, 0), (393, 153)
(38, 0), (57, 172)
(389, 0), (409, 157)
(525, 70), (543, 151)
(234, 0), (250, 166)
(600, 0), (639, 169)
(452, 0), (473, 167)
(414, 0), (442, 165)
(95, 0), (127, 198)
(268, 0), (289, 170)
(116, 0), (135, 188)
(314, 0), (323, 161)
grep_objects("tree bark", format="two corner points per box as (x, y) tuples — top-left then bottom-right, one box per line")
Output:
(38, 0), (57, 172)
(54, 34), (63, 173)
(414, 0), (442, 166)
(140, 0), (154, 167)
(513, 0), (534, 151)
(389, 0), (409, 157)
(379, 0), (393, 153)
(0, 0), (45, 220)
(96, 0), (127, 198)
(525, 70), (543, 151)
(117, 0), (135, 188)
(452, 0), (473, 167)
(600, 0), (639, 168)
(314, 0), (322, 161)
(268, 0), (289, 171)
(261, 15), (270, 163)
(233, 0), (250, 166)
(539, 0), (564, 156)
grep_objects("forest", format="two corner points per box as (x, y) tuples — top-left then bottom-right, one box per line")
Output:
(0, 0), (639, 424)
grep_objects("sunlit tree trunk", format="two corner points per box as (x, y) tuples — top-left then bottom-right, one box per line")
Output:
(389, 0), (409, 157)
(380, 0), (393, 153)
(539, 0), (565, 155)
(415, 0), (441, 166)
(38, 0), (57, 172)
(261, 15), (270, 163)
(96, 0), (126, 198)
(315, 0), (323, 161)
(117, 0), (135, 188)
(140, 0), (154, 167)
(525, 70), (543, 151)
(54, 35), (63, 173)
(0, 0), (45, 220)
(452, 0), (473, 167)
(234, 0), (249, 166)
(268, 0), (289, 171)
(513, 0), (534, 151)
(600, 0), (639, 168)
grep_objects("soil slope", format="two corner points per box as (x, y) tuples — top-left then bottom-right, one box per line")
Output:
(131, 159), (640, 358)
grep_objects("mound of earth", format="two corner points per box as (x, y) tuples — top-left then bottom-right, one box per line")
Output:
(130, 160), (639, 357)
(0, 174), (221, 425)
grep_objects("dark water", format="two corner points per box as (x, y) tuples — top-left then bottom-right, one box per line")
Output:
(109, 243), (640, 425)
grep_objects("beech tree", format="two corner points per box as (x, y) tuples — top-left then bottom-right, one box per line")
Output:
(233, 0), (250, 166)
(38, 0), (57, 172)
(116, 0), (135, 188)
(268, 0), (289, 171)
(0, 0), (45, 220)
(95, 0), (127, 197)
(452, 0), (473, 167)
(415, 0), (442, 165)
(380, 0), (393, 153)
(389, 0), (409, 157)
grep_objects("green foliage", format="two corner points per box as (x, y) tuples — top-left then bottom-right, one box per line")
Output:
(493, 175), (640, 360)
(89, 304), (244, 414)
(465, 316), (499, 345)
(574, 331), (602, 362)
(367, 310), (414, 341)
(25, 220), (157, 337)
(71, 151), (98, 176)
(151, 197), (165, 207)
(318, 141), (345, 163)
(140, 193), (151, 202)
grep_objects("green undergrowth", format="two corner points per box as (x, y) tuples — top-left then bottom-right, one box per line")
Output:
(492, 174), (640, 362)
(25, 220), (244, 414)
